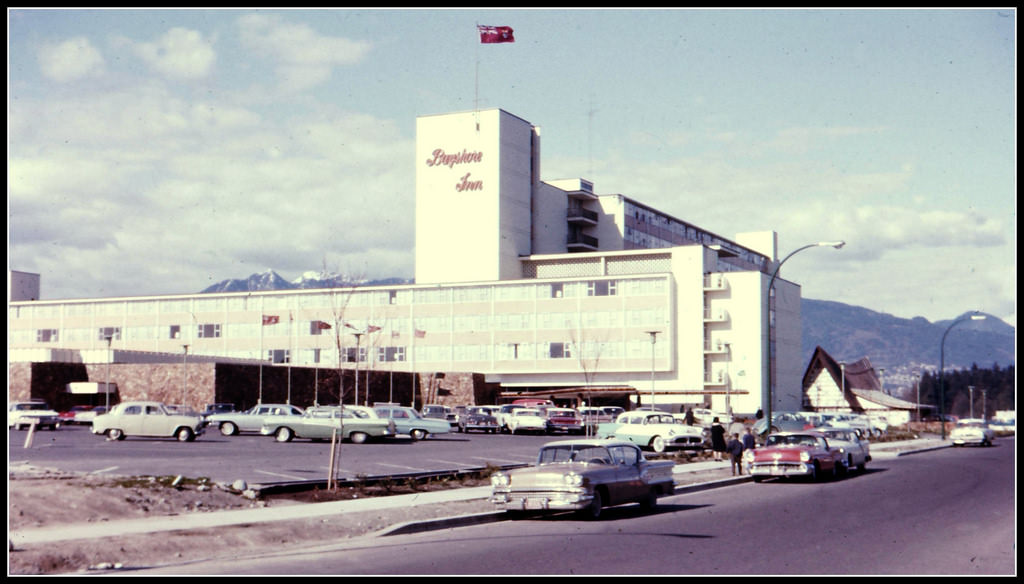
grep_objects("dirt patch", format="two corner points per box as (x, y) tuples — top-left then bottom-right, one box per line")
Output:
(6, 464), (498, 575)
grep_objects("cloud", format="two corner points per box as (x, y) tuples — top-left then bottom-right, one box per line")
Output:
(237, 13), (371, 92)
(133, 27), (216, 80)
(37, 36), (105, 82)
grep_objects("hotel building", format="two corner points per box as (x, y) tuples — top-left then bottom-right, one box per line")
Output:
(9, 108), (806, 415)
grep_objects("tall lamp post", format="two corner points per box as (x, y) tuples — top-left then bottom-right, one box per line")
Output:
(104, 335), (113, 411)
(182, 344), (189, 407)
(645, 331), (660, 410)
(939, 311), (985, 439)
(764, 241), (845, 435)
(352, 332), (364, 406)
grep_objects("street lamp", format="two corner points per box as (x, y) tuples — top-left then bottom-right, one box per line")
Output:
(645, 331), (660, 410)
(764, 240), (845, 434)
(939, 311), (985, 439)
(182, 344), (189, 407)
(104, 335), (113, 411)
(352, 332), (364, 406)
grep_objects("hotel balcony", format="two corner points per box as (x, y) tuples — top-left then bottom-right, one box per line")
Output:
(567, 205), (599, 226)
(703, 308), (729, 323)
(567, 232), (599, 251)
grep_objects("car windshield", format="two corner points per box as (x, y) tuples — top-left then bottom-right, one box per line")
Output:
(15, 403), (50, 411)
(538, 445), (612, 465)
(766, 434), (820, 448)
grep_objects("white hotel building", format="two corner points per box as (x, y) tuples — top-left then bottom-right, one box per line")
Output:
(9, 108), (806, 414)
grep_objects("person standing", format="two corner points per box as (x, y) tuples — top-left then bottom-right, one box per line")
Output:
(684, 407), (695, 426)
(710, 417), (727, 461)
(727, 433), (745, 475)
(742, 427), (756, 451)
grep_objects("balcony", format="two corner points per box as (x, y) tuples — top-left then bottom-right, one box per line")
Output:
(703, 308), (729, 323)
(567, 205), (599, 226)
(703, 274), (728, 291)
(567, 232), (599, 251)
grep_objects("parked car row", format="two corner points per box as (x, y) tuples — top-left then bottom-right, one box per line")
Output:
(751, 410), (888, 438)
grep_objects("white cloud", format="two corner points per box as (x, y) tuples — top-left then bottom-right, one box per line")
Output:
(133, 28), (216, 80)
(237, 13), (371, 92)
(37, 36), (104, 82)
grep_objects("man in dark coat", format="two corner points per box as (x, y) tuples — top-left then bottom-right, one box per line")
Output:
(726, 432), (745, 475)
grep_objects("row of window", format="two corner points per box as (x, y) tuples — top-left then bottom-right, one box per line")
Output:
(24, 308), (668, 345)
(261, 340), (669, 366)
(10, 278), (667, 321)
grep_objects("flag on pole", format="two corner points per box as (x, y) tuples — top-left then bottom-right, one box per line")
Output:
(344, 322), (357, 330)
(478, 25), (514, 44)
(367, 325), (381, 333)
(315, 320), (332, 330)
(262, 315), (280, 325)
(414, 329), (427, 338)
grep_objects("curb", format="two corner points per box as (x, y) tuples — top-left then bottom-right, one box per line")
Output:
(895, 443), (951, 456)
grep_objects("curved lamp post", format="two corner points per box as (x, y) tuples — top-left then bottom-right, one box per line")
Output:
(939, 311), (985, 439)
(764, 241), (845, 434)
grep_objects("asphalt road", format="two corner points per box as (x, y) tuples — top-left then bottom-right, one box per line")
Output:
(137, 436), (1016, 575)
(9, 424), (572, 484)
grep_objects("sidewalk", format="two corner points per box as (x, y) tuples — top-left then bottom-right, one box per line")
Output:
(8, 437), (950, 546)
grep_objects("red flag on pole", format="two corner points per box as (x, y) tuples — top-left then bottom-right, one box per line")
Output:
(478, 25), (514, 44)
(316, 321), (332, 330)
(367, 325), (381, 333)
(414, 329), (427, 338)
(262, 315), (280, 325)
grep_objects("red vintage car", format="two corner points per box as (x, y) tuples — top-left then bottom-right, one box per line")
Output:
(746, 431), (843, 482)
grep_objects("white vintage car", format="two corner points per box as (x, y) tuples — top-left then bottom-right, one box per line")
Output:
(490, 439), (676, 519)
(507, 408), (549, 434)
(950, 418), (996, 447)
(815, 427), (871, 473)
(597, 411), (706, 453)
(91, 401), (205, 442)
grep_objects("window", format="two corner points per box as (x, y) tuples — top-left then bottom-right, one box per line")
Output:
(549, 342), (572, 359)
(36, 329), (59, 343)
(550, 283), (564, 298)
(267, 349), (290, 364)
(587, 280), (617, 296)
(198, 324), (221, 338)
(169, 324), (181, 339)
(98, 327), (121, 341)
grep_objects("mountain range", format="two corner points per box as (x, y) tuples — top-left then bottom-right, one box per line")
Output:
(201, 270), (1015, 386)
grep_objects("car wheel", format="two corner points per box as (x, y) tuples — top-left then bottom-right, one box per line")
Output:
(219, 422), (238, 436)
(578, 489), (604, 520)
(809, 462), (819, 482)
(410, 429), (427, 441)
(176, 427), (194, 442)
(275, 427), (294, 443)
(639, 487), (658, 511)
(108, 428), (125, 441)
(349, 431), (368, 444)
(650, 436), (666, 453)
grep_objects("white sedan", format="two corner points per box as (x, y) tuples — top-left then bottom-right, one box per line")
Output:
(507, 408), (548, 434)
(950, 419), (996, 447)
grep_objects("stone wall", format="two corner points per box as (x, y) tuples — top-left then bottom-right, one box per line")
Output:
(8, 360), (497, 411)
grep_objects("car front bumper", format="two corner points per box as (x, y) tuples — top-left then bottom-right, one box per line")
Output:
(491, 488), (593, 511)
(749, 462), (813, 477)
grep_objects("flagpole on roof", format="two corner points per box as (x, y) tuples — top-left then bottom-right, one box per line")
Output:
(475, 21), (480, 131)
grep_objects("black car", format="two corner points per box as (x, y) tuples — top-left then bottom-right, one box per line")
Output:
(458, 406), (500, 433)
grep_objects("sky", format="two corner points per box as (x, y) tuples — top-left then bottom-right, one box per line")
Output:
(7, 8), (1017, 327)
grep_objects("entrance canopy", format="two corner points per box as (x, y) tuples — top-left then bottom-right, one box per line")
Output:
(66, 382), (117, 394)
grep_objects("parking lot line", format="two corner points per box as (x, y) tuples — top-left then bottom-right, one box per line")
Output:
(254, 469), (312, 481)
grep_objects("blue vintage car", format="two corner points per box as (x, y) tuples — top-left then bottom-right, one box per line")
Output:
(374, 405), (452, 441)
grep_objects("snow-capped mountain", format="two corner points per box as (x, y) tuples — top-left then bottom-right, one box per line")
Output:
(201, 269), (411, 293)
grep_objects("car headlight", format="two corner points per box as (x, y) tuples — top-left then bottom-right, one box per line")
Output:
(490, 473), (510, 488)
(800, 451), (811, 462)
(563, 472), (584, 487)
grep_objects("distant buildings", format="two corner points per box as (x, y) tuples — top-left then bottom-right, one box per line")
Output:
(9, 108), (808, 415)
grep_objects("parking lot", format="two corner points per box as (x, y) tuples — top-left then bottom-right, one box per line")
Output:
(9, 424), (574, 486)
